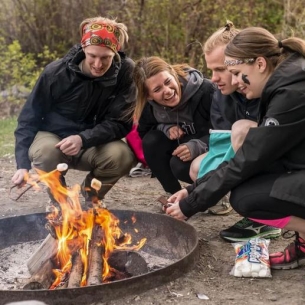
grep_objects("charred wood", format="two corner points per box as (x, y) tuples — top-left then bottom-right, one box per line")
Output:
(67, 251), (83, 288)
(87, 225), (104, 285)
(108, 251), (148, 276)
(27, 234), (58, 276)
(23, 259), (54, 290)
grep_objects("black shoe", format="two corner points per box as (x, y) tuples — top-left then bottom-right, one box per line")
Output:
(220, 217), (281, 242)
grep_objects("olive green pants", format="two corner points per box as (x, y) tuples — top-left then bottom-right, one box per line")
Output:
(29, 131), (136, 200)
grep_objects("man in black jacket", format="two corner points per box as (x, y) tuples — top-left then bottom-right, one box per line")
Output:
(11, 17), (136, 206)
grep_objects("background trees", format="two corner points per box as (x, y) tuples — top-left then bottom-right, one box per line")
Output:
(0, 0), (304, 93)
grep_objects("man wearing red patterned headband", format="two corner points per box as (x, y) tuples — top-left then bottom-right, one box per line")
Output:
(11, 16), (136, 208)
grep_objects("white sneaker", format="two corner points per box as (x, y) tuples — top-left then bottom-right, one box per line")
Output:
(129, 162), (151, 178)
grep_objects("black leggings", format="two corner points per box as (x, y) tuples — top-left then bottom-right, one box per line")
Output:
(142, 130), (193, 194)
(230, 172), (305, 220)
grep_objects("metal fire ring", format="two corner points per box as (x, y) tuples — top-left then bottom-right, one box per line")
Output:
(0, 210), (199, 305)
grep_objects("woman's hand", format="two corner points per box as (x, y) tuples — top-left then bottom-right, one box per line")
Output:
(172, 144), (191, 161)
(164, 188), (188, 220)
(168, 126), (184, 140)
(168, 188), (188, 203)
(165, 202), (188, 221)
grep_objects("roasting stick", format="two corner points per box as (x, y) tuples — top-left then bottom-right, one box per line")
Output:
(9, 163), (68, 201)
(90, 178), (107, 208)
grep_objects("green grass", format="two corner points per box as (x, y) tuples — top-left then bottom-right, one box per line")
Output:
(0, 117), (17, 157)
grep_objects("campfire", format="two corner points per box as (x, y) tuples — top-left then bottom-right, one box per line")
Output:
(14, 164), (147, 290)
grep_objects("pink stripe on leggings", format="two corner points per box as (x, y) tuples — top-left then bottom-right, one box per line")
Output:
(249, 216), (291, 229)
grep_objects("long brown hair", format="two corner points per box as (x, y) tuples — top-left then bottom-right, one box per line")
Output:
(225, 27), (305, 73)
(132, 56), (190, 120)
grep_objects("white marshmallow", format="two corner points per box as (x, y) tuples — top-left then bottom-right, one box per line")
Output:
(91, 178), (102, 191)
(56, 163), (68, 172)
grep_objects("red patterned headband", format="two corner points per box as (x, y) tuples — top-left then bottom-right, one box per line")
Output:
(81, 22), (121, 53)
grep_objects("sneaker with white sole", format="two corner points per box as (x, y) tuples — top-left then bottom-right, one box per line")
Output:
(220, 217), (282, 242)
(129, 162), (151, 178)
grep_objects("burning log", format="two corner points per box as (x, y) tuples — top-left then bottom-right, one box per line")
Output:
(27, 234), (58, 276)
(67, 251), (83, 288)
(21, 166), (147, 290)
(23, 259), (55, 290)
(87, 225), (105, 285)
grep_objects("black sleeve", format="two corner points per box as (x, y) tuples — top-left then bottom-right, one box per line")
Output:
(137, 104), (158, 139)
(210, 90), (236, 130)
(14, 70), (52, 169)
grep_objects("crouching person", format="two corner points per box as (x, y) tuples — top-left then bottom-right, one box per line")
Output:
(11, 16), (136, 206)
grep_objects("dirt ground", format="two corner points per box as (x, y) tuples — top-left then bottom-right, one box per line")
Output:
(1, 156), (305, 305)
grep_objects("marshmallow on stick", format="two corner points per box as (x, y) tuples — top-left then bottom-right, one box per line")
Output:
(91, 178), (102, 191)
(56, 163), (68, 172)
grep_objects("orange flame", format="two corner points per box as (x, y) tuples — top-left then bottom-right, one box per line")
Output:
(32, 168), (146, 288)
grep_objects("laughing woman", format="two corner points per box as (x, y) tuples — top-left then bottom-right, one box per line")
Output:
(165, 27), (305, 270)
(133, 56), (214, 194)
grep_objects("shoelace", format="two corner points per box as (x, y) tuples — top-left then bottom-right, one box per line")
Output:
(281, 230), (296, 239)
(280, 231), (305, 265)
(293, 232), (305, 265)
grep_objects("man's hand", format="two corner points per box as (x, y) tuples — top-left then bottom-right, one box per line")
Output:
(11, 169), (29, 185)
(168, 126), (184, 140)
(55, 135), (83, 156)
(172, 144), (191, 161)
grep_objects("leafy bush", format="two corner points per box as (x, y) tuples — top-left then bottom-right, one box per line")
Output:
(0, 37), (58, 95)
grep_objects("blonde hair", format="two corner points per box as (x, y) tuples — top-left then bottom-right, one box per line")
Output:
(203, 20), (240, 54)
(225, 27), (305, 73)
(79, 16), (129, 49)
(132, 56), (190, 120)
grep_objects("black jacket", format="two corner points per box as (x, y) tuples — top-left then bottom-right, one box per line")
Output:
(210, 90), (259, 129)
(180, 53), (305, 217)
(15, 44), (135, 169)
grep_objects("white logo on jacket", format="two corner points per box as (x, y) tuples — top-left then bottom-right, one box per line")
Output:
(265, 118), (279, 126)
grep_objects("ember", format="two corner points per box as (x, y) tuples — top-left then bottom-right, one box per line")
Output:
(21, 165), (146, 289)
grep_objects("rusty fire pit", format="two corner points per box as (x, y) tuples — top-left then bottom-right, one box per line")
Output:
(0, 210), (199, 305)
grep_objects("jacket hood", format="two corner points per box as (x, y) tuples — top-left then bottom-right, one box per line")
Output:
(264, 53), (305, 96)
(62, 44), (124, 87)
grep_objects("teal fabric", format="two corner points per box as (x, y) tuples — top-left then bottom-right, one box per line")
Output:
(197, 132), (235, 178)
